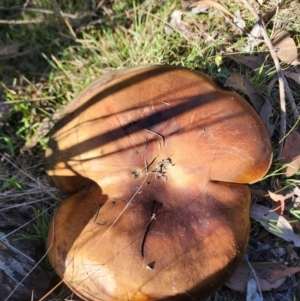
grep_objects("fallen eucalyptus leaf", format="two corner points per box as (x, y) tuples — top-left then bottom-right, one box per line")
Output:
(224, 73), (264, 112)
(164, 10), (185, 35)
(250, 204), (300, 246)
(250, 22), (261, 38)
(285, 72), (300, 85)
(204, 30), (218, 44)
(186, 0), (235, 20)
(259, 100), (275, 138)
(273, 30), (299, 65)
(226, 261), (300, 292)
(265, 265), (300, 282)
(281, 129), (300, 177)
(164, 10), (196, 39)
(224, 73), (274, 137)
(227, 54), (270, 74)
(233, 10), (245, 29)
(268, 190), (294, 214)
(228, 54), (263, 70)
(186, 1), (210, 14)
(246, 22), (261, 51)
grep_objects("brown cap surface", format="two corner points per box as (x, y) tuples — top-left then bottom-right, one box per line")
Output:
(46, 65), (272, 300)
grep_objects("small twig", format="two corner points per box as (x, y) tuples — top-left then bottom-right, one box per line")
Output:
(0, 6), (83, 19)
(38, 280), (64, 301)
(282, 75), (300, 120)
(0, 197), (54, 210)
(1, 154), (39, 184)
(4, 209), (57, 301)
(134, 155), (158, 177)
(51, 0), (77, 39)
(0, 19), (44, 24)
(59, 9), (77, 39)
(144, 129), (165, 145)
(244, 255), (263, 300)
(95, 0), (106, 11)
(241, 0), (286, 159)
(23, 0), (31, 8)
(0, 238), (34, 262)
(0, 205), (55, 240)
(269, 0), (280, 39)
(1, 96), (56, 103)
(88, 175), (149, 254)
(141, 199), (157, 257)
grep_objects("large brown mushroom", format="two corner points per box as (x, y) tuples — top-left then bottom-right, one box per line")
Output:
(45, 65), (272, 301)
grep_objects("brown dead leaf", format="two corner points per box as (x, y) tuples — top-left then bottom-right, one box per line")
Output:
(259, 100), (275, 138)
(281, 129), (300, 177)
(232, 10), (245, 30)
(227, 54), (269, 74)
(273, 30), (299, 65)
(224, 73), (274, 137)
(285, 72), (300, 85)
(245, 22), (262, 51)
(164, 10), (186, 35)
(226, 262), (297, 292)
(164, 10), (198, 39)
(186, 1), (210, 14)
(268, 190), (294, 214)
(224, 73), (264, 112)
(187, 1), (245, 29)
(187, 1), (235, 19)
(265, 265), (300, 282)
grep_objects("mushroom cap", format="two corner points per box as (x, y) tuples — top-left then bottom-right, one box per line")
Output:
(46, 65), (272, 301)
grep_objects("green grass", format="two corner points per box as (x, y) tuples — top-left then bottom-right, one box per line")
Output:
(0, 0), (300, 300)
(16, 206), (51, 243)
(1, 0), (221, 152)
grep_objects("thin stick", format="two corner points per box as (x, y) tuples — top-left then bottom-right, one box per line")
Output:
(0, 238), (34, 262)
(0, 6), (82, 19)
(23, 0), (31, 8)
(241, 0), (286, 158)
(95, 0), (106, 11)
(145, 129), (165, 145)
(4, 211), (56, 301)
(88, 175), (149, 253)
(282, 75), (300, 120)
(269, 1), (280, 39)
(51, 0), (78, 40)
(244, 255), (263, 299)
(0, 19), (43, 24)
(0, 205), (55, 240)
(141, 199), (157, 257)
(38, 279), (64, 301)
